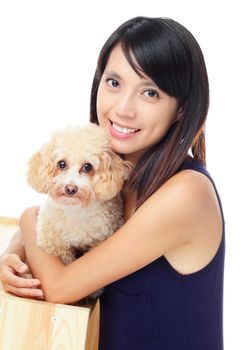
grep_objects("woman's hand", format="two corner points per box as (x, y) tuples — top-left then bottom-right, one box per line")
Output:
(0, 253), (44, 299)
(0, 209), (44, 299)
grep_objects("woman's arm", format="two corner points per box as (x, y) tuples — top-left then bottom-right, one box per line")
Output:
(0, 229), (43, 298)
(21, 170), (217, 304)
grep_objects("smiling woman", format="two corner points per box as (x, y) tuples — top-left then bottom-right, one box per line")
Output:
(90, 17), (208, 209)
(96, 45), (180, 162)
(0, 16), (224, 350)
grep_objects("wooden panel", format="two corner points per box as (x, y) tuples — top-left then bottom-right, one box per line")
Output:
(0, 217), (100, 349)
(0, 216), (19, 225)
(0, 289), (99, 349)
(85, 300), (100, 350)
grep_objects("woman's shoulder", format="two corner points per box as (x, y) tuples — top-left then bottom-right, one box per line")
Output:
(156, 163), (217, 211)
(122, 160), (222, 267)
(157, 163), (223, 274)
(145, 162), (221, 237)
(137, 164), (218, 235)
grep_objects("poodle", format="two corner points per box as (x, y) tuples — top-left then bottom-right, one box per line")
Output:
(26, 123), (131, 302)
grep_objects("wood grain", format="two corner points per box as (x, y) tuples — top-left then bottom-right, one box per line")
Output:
(0, 217), (100, 349)
(0, 289), (99, 349)
(0, 216), (19, 225)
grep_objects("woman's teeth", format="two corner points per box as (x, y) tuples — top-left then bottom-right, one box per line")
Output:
(112, 122), (139, 134)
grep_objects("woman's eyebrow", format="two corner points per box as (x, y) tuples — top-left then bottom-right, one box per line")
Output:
(139, 80), (158, 88)
(104, 70), (158, 88)
(103, 70), (121, 80)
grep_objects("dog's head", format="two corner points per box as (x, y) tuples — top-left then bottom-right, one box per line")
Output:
(27, 123), (132, 207)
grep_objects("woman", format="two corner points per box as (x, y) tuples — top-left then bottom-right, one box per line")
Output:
(0, 16), (224, 349)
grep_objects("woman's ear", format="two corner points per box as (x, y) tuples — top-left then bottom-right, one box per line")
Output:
(176, 105), (184, 121)
(26, 142), (55, 193)
(92, 150), (132, 201)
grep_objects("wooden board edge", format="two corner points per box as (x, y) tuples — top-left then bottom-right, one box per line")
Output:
(0, 216), (19, 225)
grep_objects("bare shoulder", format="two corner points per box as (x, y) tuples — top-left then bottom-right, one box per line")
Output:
(151, 168), (223, 274)
(138, 166), (223, 247)
(144, 167), (220, 221)
(178, 169), (221, 223)
(162, 168), (220, 212)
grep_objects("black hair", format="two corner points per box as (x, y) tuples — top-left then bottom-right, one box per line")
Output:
(90, 16), (209, 208)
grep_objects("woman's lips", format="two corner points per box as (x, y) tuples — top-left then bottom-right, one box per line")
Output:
(109, 120), (140, 139)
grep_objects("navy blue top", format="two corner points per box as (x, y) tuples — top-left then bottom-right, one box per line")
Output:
(98, 159), (225, 350)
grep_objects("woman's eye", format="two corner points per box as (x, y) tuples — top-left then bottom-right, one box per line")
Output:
(57, 160), (66, 169)
(81, 163), (93, 173)
(106, 78), (119, 88)
(143, 89), (159, 98)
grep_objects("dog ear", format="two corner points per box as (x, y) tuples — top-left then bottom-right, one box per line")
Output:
(26, 142), (55, 193)
(93, 150), (132, 201)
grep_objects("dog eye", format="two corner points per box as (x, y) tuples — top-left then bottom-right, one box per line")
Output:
(81, 163), (93, 173)
(57, 160), (66, 169)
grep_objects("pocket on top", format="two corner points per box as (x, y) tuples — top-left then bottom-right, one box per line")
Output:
(114, 287), (160, 342)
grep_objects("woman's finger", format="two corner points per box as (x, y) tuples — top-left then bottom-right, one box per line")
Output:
(4, 253), (28, 274)
(2, 266), (40, 289)
(3, 283), (44, 299)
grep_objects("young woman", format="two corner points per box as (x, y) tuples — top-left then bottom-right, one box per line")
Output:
(0, 16), (224, 349)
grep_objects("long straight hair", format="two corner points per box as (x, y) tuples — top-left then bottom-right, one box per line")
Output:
(90, 16), (209, 208)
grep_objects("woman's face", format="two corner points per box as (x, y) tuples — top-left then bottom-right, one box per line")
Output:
(97, 44), (180, 162)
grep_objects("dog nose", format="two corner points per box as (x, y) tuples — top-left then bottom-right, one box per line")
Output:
(65, 184), (78, 195)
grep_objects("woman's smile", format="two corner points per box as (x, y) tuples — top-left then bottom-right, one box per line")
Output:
(96, 44), (180, 162)
(109, 119), (141, 139)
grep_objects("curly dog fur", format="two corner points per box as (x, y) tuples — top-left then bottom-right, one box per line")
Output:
(27, 123), (131, 301)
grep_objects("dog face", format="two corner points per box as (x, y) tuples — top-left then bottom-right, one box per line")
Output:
(27, 123), (132, 207)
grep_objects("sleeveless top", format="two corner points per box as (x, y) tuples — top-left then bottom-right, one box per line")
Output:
(98, 159), (225, 350)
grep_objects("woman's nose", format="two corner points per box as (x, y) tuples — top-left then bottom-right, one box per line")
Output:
(115, 94), (136, 119)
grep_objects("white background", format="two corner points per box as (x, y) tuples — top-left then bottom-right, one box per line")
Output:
(0, 0), (243, 348)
